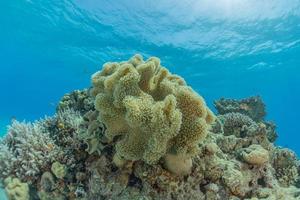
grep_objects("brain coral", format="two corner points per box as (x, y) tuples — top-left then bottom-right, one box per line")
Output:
(91, 54), (215, 169)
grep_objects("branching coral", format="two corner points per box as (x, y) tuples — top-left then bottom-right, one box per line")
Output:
(90, 54), (215, 172)
(0, 108), (95, 198)
(0, 120), (63, 183)
(219, 112), (259, 137)
(56, 89), (94, 114)
(44, 109), (83, 139)
(38, 109), (84, 168)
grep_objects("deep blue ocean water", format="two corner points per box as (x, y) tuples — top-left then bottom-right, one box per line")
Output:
(0, 0), (300, 159)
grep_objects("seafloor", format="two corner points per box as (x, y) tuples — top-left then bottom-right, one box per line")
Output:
(0, 55), (299, 200)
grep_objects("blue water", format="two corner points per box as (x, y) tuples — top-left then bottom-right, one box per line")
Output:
(0, 0), (300, 158)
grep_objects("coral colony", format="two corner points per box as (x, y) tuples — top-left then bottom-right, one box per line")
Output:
(0, 55), (299, 200)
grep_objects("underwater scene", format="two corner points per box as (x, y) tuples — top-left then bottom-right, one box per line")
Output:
(1, 0), (300, 199)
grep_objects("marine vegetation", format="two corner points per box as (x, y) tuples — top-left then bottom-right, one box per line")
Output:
(0, 55), (299, 200)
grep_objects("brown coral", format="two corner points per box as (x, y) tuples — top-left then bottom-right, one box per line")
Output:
(91, 54), (215, 172)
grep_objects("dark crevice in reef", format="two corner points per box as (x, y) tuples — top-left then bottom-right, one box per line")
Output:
(127, 173), (143, 190)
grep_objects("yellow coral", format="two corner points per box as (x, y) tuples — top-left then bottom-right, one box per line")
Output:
(164, 153), (193, 176)
(91, 55), (215, 172)
(4, 177), (29, 200)
(241, 144), (269, 166)
(51, 161), (66, 179)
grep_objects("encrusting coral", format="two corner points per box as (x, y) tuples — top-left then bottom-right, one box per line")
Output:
(90, 54), (215, 173)
(0, 55), (299, 200)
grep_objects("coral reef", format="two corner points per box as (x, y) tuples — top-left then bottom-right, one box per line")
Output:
(272, 148), (299, 187)
(214, 96), (266, 122)
(0, 120), (63, 183)
(78, 110), (106, 155)
(56, 89), (94, 115)
(0, 109), (94, 199)
(0, 55), (299, 200)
